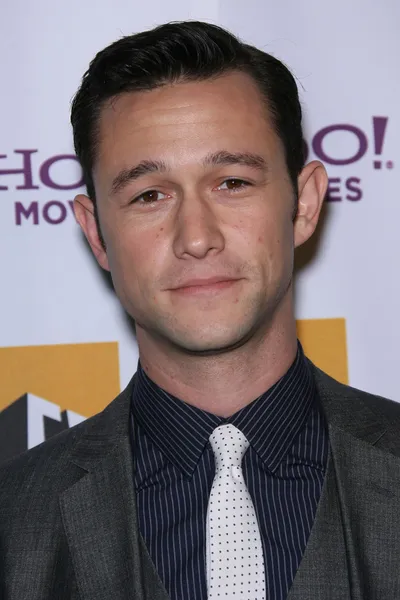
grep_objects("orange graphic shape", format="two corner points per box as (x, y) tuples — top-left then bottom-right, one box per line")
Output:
(0, 342), (120, 416)
(296, 318), (348, 384)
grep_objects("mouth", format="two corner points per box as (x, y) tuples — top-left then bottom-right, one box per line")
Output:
(170, 278), (241, 296)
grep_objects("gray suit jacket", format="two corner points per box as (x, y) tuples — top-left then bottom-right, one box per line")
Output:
(1, 364), (400, 599)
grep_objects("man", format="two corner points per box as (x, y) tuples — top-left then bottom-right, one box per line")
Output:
(1, 20), (400, 600)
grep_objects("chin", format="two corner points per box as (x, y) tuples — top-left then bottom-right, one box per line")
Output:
(167, 323), (254, 356)
(136, 299), (267, 354)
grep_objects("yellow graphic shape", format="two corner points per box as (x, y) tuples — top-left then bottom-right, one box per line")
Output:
(0, 342), (120, 416)
(0, 320), (347, 416)
(296, 318), (348, 384)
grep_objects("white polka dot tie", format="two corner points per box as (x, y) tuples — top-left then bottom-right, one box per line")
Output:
(206, 424), (266, 599)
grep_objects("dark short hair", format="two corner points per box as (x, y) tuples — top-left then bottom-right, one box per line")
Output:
(71, 21), (304, 221)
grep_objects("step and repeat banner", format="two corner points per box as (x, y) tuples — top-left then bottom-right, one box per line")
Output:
(1, 0), (398, 462)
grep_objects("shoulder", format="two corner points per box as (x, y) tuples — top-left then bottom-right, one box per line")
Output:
(0, 417), (88, 545)
(311, 363), (400, 455)
(312, 364), (400, 423)
(0, 377), (134, 507)
(0, 410), (99, 497)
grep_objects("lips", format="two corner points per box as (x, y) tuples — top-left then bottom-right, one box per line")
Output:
(169, 277), (241, 296)
(173, 276), (238, 289)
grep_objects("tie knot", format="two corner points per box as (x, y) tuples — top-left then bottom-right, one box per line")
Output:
(209, 424), (249, 469)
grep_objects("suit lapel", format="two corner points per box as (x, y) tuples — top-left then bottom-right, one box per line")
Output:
(313, 365), (400, 599)
(328, 424), (400, 599)
(59, 377), (169, 600)
(287, 450), (351, 599)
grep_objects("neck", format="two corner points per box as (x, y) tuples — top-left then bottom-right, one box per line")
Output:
(136, 294), (297, 417)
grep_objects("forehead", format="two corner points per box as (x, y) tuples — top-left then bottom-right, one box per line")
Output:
(94, 71), (280, 178)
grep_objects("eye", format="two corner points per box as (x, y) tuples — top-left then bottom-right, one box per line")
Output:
(132, 190), (168, 204)
(217, 178), (251, 191)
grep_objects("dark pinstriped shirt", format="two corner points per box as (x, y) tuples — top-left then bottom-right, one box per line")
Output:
(131, 344), (329, 600)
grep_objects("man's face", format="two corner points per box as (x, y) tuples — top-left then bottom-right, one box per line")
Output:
(78, 72), (320, 354)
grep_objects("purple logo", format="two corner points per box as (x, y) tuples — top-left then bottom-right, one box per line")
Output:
(303, 116), (393, 202)
(0, 150), (83, 191)
(0, 150), (83, 225)
(305, 117), (390, 169)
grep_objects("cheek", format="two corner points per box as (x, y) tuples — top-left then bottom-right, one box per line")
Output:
(241, 214), (293, 274)
(106, 222), (168, 292)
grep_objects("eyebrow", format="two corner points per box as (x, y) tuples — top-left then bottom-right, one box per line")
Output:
(110, 151), (268, 196)
(203, 150), (268, 172)
(111, 159), (167, 195)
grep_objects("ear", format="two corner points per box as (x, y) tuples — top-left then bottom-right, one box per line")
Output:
(294, 160), (328, 248)
(73, 194), (110, 271)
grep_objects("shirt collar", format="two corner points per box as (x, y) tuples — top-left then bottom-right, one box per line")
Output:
(131, 342), (318, 477)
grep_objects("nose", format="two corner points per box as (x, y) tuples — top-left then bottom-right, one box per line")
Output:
(172, 193), (225, 260)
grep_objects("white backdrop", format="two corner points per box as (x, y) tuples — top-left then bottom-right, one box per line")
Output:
(1, 0), (399, 453)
